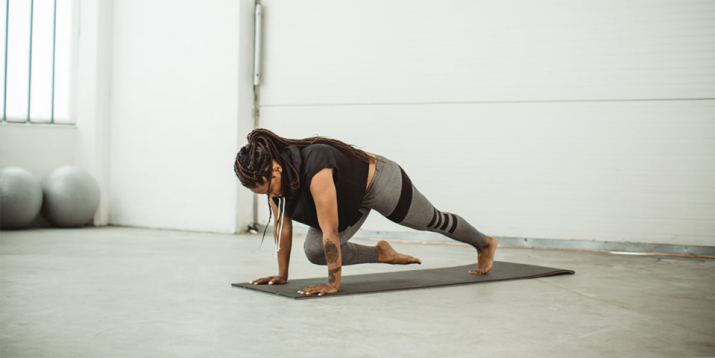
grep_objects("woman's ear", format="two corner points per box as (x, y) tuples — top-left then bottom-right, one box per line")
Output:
(272, 160), (282, 174)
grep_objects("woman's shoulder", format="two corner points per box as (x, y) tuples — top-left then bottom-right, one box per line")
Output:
(300, 144), (344, 176)
(302, 143), (336, 153)
(301, 143), (342, 160)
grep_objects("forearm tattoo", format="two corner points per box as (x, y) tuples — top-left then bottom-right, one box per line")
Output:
(324, 240), (339, 264)
(328, 267), (341, 284)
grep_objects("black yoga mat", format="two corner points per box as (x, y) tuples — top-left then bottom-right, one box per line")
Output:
(232, 261), (574, 299)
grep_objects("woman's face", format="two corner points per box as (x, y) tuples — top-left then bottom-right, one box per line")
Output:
(249, 160), (283, 198)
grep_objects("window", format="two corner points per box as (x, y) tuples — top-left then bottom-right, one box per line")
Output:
(1, 0), (75, 125)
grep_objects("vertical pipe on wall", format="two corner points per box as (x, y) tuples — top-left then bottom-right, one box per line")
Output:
(26, 0), (33, 123)
(50, 0), (55, 123)
(3, 0), (8, 122)
(251, 2), (262, 227)
(235, 0), (260, 233)
(253, 3), (261, 86)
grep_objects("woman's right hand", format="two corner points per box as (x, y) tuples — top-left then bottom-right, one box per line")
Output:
(249, 275), (287, 285)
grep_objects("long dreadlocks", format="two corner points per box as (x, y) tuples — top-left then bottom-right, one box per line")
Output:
(233, 128), (377, 246)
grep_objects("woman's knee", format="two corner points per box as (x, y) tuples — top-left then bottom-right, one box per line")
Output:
(304, 244), (326, 265)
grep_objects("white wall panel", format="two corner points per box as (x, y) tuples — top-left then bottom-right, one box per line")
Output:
(259, 0), (715, 105)
(110, 0), (254, 233)
(257, 0), (715, 247)
(260, 100), (715, 247)
(0, 124), (76, 179)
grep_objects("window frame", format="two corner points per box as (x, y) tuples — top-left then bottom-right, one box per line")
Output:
(1, 0), (79, 126)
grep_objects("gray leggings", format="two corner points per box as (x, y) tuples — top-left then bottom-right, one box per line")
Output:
(304, 155), (488, 265)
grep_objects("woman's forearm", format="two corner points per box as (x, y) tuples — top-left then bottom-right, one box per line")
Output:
(323, 232), (342, 290)
(276, 220), (292, 279)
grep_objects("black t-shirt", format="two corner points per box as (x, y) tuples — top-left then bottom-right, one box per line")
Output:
(273, 144), (369, 232)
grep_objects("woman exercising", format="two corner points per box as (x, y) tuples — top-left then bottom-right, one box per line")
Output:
(234, 129), (497, 297)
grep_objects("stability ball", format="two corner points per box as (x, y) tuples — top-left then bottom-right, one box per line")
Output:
(0, 167), (44, 230)
(41, 166), (100, 228)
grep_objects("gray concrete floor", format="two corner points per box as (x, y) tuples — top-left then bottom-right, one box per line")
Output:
(1, 227), (714, 358)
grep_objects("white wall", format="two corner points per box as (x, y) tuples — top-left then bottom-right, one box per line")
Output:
(1, 0), (255, 234)
(0, 125), (75, 178)
(257, 0), (715, 247)
(75, 0), (112, 226)
(109, 0), (255, 233)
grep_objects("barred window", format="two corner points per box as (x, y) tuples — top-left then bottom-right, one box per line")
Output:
(1, 0), (75, 125)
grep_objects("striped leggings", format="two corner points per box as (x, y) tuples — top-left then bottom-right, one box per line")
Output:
(303, 155), (488, 265)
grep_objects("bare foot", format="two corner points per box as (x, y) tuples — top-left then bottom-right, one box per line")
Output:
(470, 236), (497, 275)
(376, 240), (422, 265)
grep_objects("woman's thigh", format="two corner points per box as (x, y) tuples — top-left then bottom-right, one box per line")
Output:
(360, 155), (487, 250)
(304, 207), (371, 249)
(362, 155), (433, 227)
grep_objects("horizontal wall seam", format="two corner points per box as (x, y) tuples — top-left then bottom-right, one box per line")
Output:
(262, 98), (715, 108)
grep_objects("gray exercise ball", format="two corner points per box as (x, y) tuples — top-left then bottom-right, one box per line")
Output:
(41, 166), (100, 228)
(0, 167), (44, 230)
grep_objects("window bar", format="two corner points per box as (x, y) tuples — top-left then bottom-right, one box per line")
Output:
(51, 0), (55, 123)
(3, 0), (8, 123)
(26, 0), (33, 123)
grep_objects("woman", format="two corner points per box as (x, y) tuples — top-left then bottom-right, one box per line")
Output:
(234, 129), (497, 297)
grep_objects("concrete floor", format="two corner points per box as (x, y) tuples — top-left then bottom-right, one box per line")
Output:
(1, 227), (714, 358)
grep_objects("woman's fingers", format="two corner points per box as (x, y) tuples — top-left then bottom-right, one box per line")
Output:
(303, 286), (316, 295)
(298, 284), (332, 296)
(250, 275), (289, 285)
(249, 277), (273, 285)
(298, 285), (315, 295)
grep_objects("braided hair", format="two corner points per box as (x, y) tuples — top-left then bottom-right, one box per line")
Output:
(234, 128), (376, 244)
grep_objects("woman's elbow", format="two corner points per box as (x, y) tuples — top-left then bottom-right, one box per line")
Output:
(322, 227), (339, 238)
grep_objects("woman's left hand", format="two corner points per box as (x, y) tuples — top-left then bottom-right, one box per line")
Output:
(298, 283), (338, 297)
